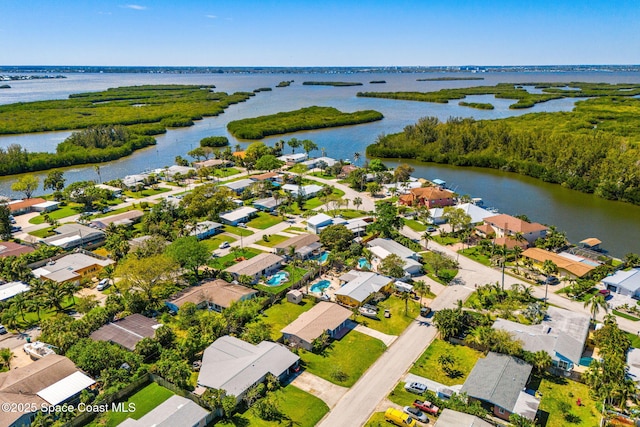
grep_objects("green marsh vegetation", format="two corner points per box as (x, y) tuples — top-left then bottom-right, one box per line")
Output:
(367, 91), (640, 205)
(458, 101), (494, 110)
(199, 136), (229, 147)
(303, 81), (363, 86)
(276, 80), (293, 87)
(369, 80), (386, 84)
(227, 106), (383, 139)
(0, 85), (252, 175)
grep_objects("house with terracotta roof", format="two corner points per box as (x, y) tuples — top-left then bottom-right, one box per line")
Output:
(522, 248), (596, 278)
(7, 198), (47, 215)
(483, 214), (548, 245)
(281, 302), (353, 351)
(398, 187), (455, 208)
(165, 279), (257, 313)
(0, 241), (34, 258)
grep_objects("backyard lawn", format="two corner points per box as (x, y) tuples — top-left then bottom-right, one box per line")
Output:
(209, 248), (262, 269)
(28, 226), (56, 238)
(215, 385), (328, 427)
(359, 295), (420, 336)
(534, 374), (600, 427)
(247, 212), (284, 230)
(212, 167), (240, 178)
(410, 339), (484, 386)
(458, 247), (492, 266)
(300, 330), (386, 387)
(333, 209), (367, 219)
(388, 382), (428, 407)
(28, 203), (84, 224)
(223, 225), (255, 237)
(87, 382), (174, 427)
(123, 186), (172, 199)
(259, 298), (316, 340)
(405, 218), (427, 232)
(200, 235), (237, 251)
(255, 234), (289, 248)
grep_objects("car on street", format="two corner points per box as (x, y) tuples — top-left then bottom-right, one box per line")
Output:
(403, 406), (428, 423)
(404, 382), (428, 395)
(426, 226), (436, 232)
(219, 241), (230, 249)
(545, 276), (560, 285)
(420, 306), (432, 318)
(97, 279), (110, 291)
(0, 325), (6, 334)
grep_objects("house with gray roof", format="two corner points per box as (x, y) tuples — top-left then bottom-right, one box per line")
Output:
(602, 268), (640, 298)
(219, 206), (258, 226)
(306, 213), (334, 234)
(90, 314), (161, 351)
(197, 335), (299, 403)
(281, 184), (323, 199)
(223, 178), (256, 194)
(41, 223), (106, 250)
(225, 253), (283, 284)
(118, 395), (211, 427)
(335, 270), (394, 307)
(492, 306), (590, 372)
(253, 196), (281, 212)
(188, 220), (223, 240)
(274, 234), (321, 259)
(434, 409), (493, 427)
(461, 352), (539, 421)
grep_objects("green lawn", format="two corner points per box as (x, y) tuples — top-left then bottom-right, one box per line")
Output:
(613, 309), (640, 321)
(410, 339), (484, 386)
(223, 225), (255, 237)
(333, 209), (367, 219)
(28, 203), (84, 224)
(28, 226), (56, 238)
(284, 226), (307, 233)
(626, 332), (640, 348)
(15, 295), (75, 330)
(87, 382), (174, 427)
(256, 234), (290, 248)
(364, 412), (387, 427)
(91, 205), (141, 219)
(534, 374), (600, 427)
(358, 295), (420, 336)
(247, 212), (284, 230)
(123, 186), (172, 199)
(303, 187), (345, 210)
(215, 385), (328, 427)
(200, 235), (237, 251)
(458, 247), (492, 266)
(300, 330), (386, 387)
(432, 235), (460, 245)
(209, 248), (262, 269)
(256, 265), (308, 294)
(259, 299), (316, 341)
(405, 219), (427, 232)
(388, 382), (427, 407)
(309, 171), (337, 179)
(212, 167), (240, 178)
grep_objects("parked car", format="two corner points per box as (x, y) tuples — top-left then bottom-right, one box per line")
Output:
(385, 408), (416, 427)
(404, 382), (428, 395)
(426, 226), (437, 232)
(97, 279), (110, 291)
(403, 406), (429, 423)
(599, 289), (611, 297)
(238, 223), (247, 228)
(0, 325), (6, 335)
(545, 276), (560, 285)
(420, 306), (432, 318)
(10, 225), (21, 233)
(413, 399), (439, 415)
(219, 241), (230, 249)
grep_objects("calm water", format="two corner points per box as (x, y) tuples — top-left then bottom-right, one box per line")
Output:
(1, 71), (639, 256)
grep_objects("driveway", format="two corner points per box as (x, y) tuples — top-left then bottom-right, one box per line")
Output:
(290, 371), (348, 408)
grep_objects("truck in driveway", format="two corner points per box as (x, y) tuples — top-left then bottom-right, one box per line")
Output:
(413, 399), (439, 414)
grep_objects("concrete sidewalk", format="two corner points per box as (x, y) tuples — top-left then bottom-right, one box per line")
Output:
(354, 324), (397, 347)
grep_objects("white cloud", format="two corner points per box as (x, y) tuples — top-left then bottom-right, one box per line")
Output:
(121, 4), (147, 10)
(205, 14), (217, 19)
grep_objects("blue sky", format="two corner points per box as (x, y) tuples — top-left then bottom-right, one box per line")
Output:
(2, 0), (638, 66)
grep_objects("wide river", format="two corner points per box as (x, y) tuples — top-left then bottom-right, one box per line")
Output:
(1, 71), (639, 256)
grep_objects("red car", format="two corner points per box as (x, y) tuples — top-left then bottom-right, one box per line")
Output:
(413, 399), (439, 415)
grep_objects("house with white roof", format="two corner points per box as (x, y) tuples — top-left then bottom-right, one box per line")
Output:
(219, 206), (258, 226)
(223, 179), (256, 194)
(300, 157), (337, 168)
(197, 335), (299, 403)
(0, 281), (30, 302)
(281, 184), (323, 199)
(335, 270), (394, 307)
(602, 268), (640, 298)
(41, 223), (106, 250)
(367, 238), (422, 276)
(188, 221), (223, 240)
(32, 252), (115, 285)
(430, 202), (494, 225)
(153, 165), (195, 180)
(224, 253), (284, 284)
(119, 395), (211, 427)
(122, 173), (150, 189)
(307, 213), (334, 234)
(277, 153), (308, 163)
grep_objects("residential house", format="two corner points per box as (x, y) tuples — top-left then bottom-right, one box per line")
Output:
(366, 238), (422, 276)
(90, 210), (144, 230)
(41, 223), (106, 250)
(250, 172), (281, 182)
(0, 281), (30, 302)
(602, 268), (640, 298)
(219, 206), (258, 226)
(433, 409), (493, 427)
(31, 201), (60, 213)
(626, 348), (640, 387)
(225, 253), (284, 284)
(8, 198), (47, 215)
(335, 270), (394, 307)
(475, 223), (496, 239)
(118, 395), (212, 427)
(165, 279), (257, 313)
(281, 301), (353, 351)
(522, 248), (596, 278)
(197, 335), (299, 403)
(306, 213), (372, 235)
(223, 179), (256, 195)
(579, 238), (602, 251)
(253, 197), (281, 212)
(306, 213), (333, 234)
(90, 314), (161, 351)
(383, 180), (422, 196)
(277, 153), (308, 163)
(281, 184), (323, 199)
(95, 184), (123, 197)
(188, 221), (223, 240)
(398, 187), (455, 208)
(461, 352), (539, 421)
(274, 234), (321, 259)
(193, 158), (232, 169)
(32, 252), (115, 285)
(483, 214), (548, 245)
(0, 241), (34, 258)
(122, 173), (150, 189)
(300, 157), (337, 168)
(430, 203), (494, 225)
(492, 306), (590, 372)
(154, 165), (195, 180)
(337, 164), (357, 179)
(0, 355), (95, 427)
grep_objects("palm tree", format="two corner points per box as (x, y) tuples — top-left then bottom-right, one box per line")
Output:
(422, 231), (432, 250)
(25, 296), (43, 321)
(541, 259), (558, 300)
(10, 293), (27, 321)
(584, 294), (608, 323)
(44, 282), (66, 312)
(62, 282), (78, 306)
(0, 348), (13, 371)
(353, 152), (361, 166)
(512, 245), (523, 274)
(353, 197), (363, 211)
(413, 280), (430, 307)
(400, 290), (410, 316)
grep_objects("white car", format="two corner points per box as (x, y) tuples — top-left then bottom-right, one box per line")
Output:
(97, 279), (110, 291)
(220, 241), (230, 249)
(403, 406), (428, 423)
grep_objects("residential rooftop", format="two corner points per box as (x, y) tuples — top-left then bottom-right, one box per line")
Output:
(281, 302), (352, 343)
(90, 313), (161, 351)
(225, 253), (283, 277)
(166, 279), (257, 310)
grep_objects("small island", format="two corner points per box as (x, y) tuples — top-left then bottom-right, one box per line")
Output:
(458, 101), (494, 110)
(303, 81), (363, 87)
(370, 80), (386, 84)
(417, 77), (485, 81)
(253, 87), (273, 93)
(227, 106), (383, 139)
(276, 80), (294, 87)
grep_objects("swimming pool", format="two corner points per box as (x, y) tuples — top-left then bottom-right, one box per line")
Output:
(310, 280), (331, 293)
(265, 271), (289, 286)
(358, 258), (371, 269)
(313, 251), (330, 264)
